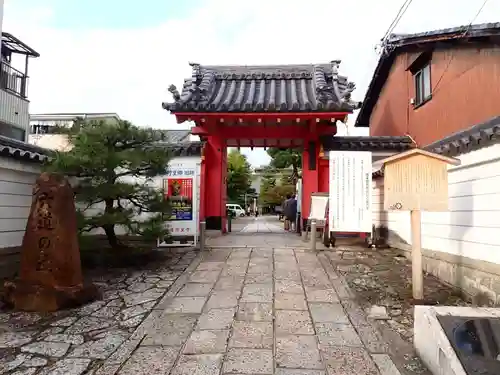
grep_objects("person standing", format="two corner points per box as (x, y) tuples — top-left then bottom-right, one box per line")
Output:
(283, 195), (291, 230)
(287, 194), (298, 232)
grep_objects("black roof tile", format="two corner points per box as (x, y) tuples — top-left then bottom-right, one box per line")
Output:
(165, 141), (203, 157)
(425, 115), (500, 157)
(163, 62), (362, 114)
(0, 135), (51, 163)
(321, 135), (414, 152)
(372, 116), (500, 178)
(159, 130), (191, 143)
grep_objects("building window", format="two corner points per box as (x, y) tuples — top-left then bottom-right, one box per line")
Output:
(414, 63), (431, 106)
(0, 122), (26, 141)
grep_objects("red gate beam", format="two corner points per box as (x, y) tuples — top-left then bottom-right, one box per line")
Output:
(174, 112), (349, 124)
(191, 124), (337, 139)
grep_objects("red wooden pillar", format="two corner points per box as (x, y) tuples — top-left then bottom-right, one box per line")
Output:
(318, 158), (329, 193)
(301, 139), (320, 225)
(203, 134), (227, 231)
(220, 141), (228, 234)
(199, 145), (206, 222)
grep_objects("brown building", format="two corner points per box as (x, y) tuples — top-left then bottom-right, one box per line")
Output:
(355, 23), (500, 144)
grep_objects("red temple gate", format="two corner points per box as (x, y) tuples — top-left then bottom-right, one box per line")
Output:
(163, 61), (363, 232)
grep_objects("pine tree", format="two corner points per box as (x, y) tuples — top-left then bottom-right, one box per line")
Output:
(46, 119), (171, 249)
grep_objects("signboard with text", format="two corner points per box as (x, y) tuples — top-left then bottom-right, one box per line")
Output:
(329, 151), (372, 233)
(159, 159), (200, 246)
(164, 178), (193, 221)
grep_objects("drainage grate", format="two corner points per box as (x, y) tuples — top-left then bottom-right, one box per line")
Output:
(438, 315), (500, 375)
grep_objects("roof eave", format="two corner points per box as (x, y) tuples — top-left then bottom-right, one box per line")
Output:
(0, 135), (53, 163)
(355, 22), (500, 128)
(354, 50), (397, 127)
(1, 32), (40, 58)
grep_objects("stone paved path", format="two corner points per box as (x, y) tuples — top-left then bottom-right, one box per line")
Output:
(0, 217), (404, 375)
(240, 217), (286, 234)
(111, 224), (402, 374)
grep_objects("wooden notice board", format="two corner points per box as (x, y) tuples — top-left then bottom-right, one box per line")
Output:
(382, 149), (460, 212)
(379, 148), (460, 301)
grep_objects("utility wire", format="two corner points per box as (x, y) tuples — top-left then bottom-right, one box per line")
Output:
(465, 0), (489, 32)
(381, 0), (415, 44)
(433, 0), (489, 93)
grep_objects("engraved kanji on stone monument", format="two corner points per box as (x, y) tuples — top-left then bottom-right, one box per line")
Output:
(3, 173), (99, 312)
(34, 192), (55, 272)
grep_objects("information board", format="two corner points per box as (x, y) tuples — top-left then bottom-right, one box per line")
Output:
(329, 151), (372, 233)
(309, 193), (329, 221)
(159, 159), (200, 247)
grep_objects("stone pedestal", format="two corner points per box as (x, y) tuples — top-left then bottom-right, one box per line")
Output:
(4, 281), (98, 312)
(3, 173), (99, 312)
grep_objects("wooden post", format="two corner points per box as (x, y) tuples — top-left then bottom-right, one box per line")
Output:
(410, 210), (423, 300)
(199, 221), (206, 252)
(380, 148), (461, 303)
(310, 219), (317, 252)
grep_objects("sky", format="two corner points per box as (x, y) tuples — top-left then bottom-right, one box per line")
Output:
(3, 0), (499, 166)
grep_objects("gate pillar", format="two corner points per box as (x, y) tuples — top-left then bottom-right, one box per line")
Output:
(203, 135), (227, 232)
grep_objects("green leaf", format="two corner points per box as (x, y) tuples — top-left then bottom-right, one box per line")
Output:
(45, 119), (172, 249)
(227, 149), (252, 206)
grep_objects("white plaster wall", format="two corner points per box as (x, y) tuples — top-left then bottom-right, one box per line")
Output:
(0, 157), (41, 248)
(372, 143), (500, 264)
(80, 155), (202, 236)
(28, 134), (72, 151)
(0, 152), (201, 247)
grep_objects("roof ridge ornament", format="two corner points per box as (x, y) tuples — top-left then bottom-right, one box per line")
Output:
(330, 60), (343, 105)
(189, 62), (201, 77)
(168, 84), (181, 102)
(314, 65), (334, 106)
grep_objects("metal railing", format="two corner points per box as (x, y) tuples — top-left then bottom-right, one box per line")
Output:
(0, 61), (27, 98)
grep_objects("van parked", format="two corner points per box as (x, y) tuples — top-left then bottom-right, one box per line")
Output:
(226, 203), (246, 217)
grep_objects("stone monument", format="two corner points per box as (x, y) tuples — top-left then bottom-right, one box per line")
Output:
(3, 173), (99, 312)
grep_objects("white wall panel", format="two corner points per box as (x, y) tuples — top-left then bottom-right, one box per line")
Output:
(373, 143), (500, 264)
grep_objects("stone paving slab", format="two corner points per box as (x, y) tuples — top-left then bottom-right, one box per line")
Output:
(103, 232), (401, 375)
(1, 221), (405, 375)
(0, 248), (197, 375)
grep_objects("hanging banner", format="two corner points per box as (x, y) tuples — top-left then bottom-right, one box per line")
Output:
(329, 151), (372, 233)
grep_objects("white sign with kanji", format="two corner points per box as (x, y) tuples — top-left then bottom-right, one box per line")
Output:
(328, 151), (372, 233)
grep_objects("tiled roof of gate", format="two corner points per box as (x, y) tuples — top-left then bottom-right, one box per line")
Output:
(0, 135), (51, 163)
(162, 62), (362, 113)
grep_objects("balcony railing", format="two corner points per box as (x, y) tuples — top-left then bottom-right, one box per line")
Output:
(0, 61), (28, 98)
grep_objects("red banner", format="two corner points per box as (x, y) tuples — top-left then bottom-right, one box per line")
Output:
(165, 178), (193, 199)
